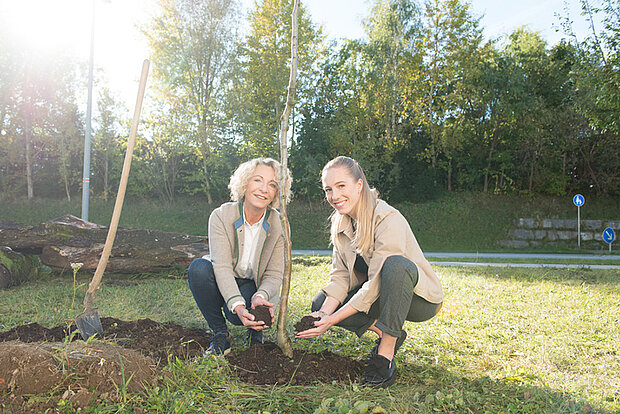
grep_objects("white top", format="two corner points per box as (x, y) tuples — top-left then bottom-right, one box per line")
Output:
(230, 211), (267, 312)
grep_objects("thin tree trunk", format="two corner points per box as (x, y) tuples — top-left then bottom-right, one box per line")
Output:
(201, 158), (213, 204)
(103, 137), (110, 201)
(275, 0), (299, 359)
(447, 157), (452, 192)
(24, 110), (34, 200)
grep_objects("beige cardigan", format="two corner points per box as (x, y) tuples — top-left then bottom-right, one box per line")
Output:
(208, 202), (284, 312)
(322, 199), (444, 313)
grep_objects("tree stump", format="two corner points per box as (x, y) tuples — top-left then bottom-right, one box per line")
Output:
(0, 247), (40, 288)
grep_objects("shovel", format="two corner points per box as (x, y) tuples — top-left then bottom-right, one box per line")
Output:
(75, 60), (150, 340)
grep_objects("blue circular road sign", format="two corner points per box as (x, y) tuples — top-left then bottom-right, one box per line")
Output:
(573, 194), (585, 207)
(603, 227), (616, 244)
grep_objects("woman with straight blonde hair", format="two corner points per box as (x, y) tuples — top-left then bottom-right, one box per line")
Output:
(295, 156), (443, 388)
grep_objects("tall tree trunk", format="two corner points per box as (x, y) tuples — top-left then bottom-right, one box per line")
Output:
(275, 0), (299, 359)
(447, 157), (452, 192)
(528, 153), (536, 193)
(24, 110), (34, 200)
(201, 158), (213, 205)
(64, 176), (71, 202)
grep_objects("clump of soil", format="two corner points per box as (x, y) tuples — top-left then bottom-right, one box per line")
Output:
(294, 315), (321, 332)
(226, 342), (362, 385)
(248, 305), (272, 327)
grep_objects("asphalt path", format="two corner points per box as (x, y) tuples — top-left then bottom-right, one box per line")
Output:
(291, 250), (620, 269)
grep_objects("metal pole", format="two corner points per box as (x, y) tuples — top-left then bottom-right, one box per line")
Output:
(577, 205), (581, 248)
(81, 0), (96, 221)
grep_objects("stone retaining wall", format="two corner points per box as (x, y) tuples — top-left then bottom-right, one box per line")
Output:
(498, 218), (620, 248)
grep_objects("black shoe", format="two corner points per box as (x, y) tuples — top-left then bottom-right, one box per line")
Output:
(368, 330), (407, 359)
(363, 354), (397, 388)
(246, 329), (263, 346)
(206, 331), (231, 355)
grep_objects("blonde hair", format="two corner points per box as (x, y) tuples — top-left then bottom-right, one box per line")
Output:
(228, 158), (292, 209)
(322, 156), (378, 254)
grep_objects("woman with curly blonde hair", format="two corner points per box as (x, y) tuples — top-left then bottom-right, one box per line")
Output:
(296, 156), (443, 388)
(188, 158), (291, 355)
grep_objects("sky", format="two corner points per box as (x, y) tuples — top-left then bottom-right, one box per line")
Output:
(1, 0), (592, 113)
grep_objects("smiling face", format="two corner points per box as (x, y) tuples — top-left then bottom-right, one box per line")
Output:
(243, 163), (278, 214)
(322, 166), (363, 219)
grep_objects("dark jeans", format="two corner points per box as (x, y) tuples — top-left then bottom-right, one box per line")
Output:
(312, 255), (440, 338)
(187, 258), (257, 334)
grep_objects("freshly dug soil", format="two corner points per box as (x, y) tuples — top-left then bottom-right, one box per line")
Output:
(294, 315), (321, 332)
(226, 342), (363, 385)
(0, 341), (162, 413)
(0, 317), (363, 411)
(248, 305), (272, 327)
(0, 317), (211, 366)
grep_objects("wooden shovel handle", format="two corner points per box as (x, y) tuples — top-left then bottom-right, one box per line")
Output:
(83, 59), (150, 309)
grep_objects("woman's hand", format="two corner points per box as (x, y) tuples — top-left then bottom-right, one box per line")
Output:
(294, 313), (335, 339)
(251, 296), (275, 327)
(233, 304), (267, 331)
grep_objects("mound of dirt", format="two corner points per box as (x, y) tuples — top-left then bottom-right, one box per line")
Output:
(0, 341), (161, 412)
(0, 317), (211, 366)
(0, 318), (363, 411)
(226, 342), (363, 385)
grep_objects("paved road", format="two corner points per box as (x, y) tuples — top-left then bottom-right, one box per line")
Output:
(291, 250), (620, 269)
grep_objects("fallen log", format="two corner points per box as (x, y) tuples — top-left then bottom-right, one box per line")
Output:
(0, 215), (208, 273)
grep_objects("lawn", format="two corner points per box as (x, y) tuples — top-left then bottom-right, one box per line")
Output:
(1, 258), (618, 413)
(1, 192), (618, 252)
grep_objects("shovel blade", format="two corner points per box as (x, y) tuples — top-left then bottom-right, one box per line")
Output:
(75, 308), (103, 340)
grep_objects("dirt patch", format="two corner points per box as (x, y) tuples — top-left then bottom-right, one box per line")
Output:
(294, 315), (321, 332)
(0, 341), (161, 412)
(0, 317), (211, 366)
(226, 342), (362, 385)
(248, 305), (272, 327)
(0, 317), (363, 411)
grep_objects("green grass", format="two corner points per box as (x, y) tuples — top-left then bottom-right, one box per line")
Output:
(0, 192), (618, 251)
(1, 259), (619, 413)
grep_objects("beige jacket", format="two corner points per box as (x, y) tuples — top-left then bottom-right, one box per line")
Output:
(322, 199), (444, 313)
(208, 202), (284, 311)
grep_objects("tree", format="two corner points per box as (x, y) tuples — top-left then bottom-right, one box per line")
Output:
(232, 0), (323, 158)
(93, 87), (123, 201)
(275, 0), (299, 360)
(411, 0), (483, 190)
(144, 0), (239, 204)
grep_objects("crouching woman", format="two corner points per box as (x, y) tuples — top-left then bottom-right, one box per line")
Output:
(295, 156), (443, 388)
(188, 158), (291, 355)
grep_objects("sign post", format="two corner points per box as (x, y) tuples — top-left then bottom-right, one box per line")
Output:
(602, 227), (616, 252)
(572, 194), (585, 248)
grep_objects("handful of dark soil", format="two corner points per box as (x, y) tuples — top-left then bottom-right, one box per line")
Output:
(248, 305), (272, 327)
(294, 315), (321, 333)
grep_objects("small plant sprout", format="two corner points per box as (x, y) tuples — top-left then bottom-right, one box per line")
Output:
(70, 263), (83, 311)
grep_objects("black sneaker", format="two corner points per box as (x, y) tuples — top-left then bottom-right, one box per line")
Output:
(367, 330), (407, 359)
(363, 354), (397, 388)
(206, 331), (231, 355)
(247, 328), (263, 347)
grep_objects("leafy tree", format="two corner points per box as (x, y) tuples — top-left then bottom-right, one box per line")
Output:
(232, 0), (323, 158)
(144, 0), (239, 204)
(92, 87), (124, 201)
